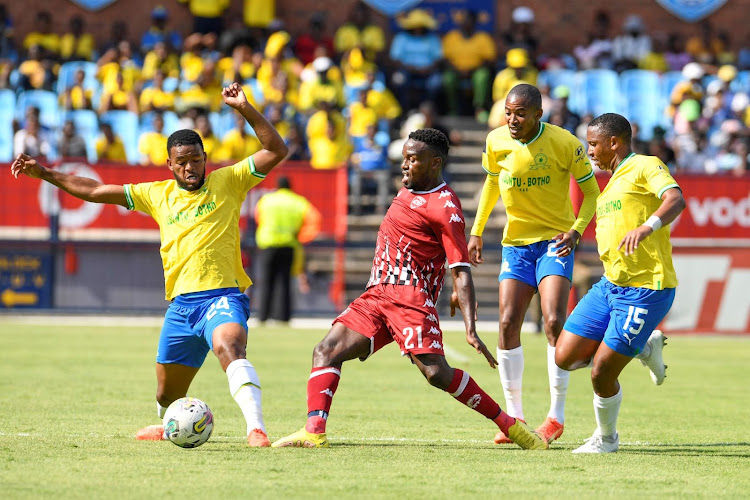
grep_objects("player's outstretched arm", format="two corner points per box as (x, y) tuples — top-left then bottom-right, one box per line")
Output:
(10, 154), (127, 207)
(618, 187), (686, 256)
(221, 82), (288, 175)
(451, 266), (497, 368)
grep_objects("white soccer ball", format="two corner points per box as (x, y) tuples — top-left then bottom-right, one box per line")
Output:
(162, 397), (214, 448)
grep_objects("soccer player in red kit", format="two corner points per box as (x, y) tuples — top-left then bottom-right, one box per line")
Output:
(272, 128), (549, 450)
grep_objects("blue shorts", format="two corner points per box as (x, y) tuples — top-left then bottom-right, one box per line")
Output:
(499, 239), (574, 288)
(157, 288), (250, 368)
(564, 277), (676, 357)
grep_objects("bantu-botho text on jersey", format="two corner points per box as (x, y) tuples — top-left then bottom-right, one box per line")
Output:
(482, 122), (594, 246)
(366, 183), (470, 301)
(125, 157), (266, 300)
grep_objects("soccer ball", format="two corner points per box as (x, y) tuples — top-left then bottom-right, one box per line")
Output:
(162, 397), (214, 448)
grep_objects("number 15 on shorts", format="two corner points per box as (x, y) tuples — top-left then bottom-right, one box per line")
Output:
(622, 306), (648, 345)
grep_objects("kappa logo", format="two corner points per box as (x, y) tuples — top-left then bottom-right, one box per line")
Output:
(423, 298), (435, 308)
(428, 326), (441, 335)
(320, 389), (335, 397)
(410, 196), (427, 209)
(438, 190), (452, 198)
(501, 260), (511, 274)
(430, 340), (443, 349)
(555, 258), (567, 269)
(444, 200), (457, 208)
(467, 394), (482, 409)
(449, 214), (464, 223)
(426, 313), (438, 323)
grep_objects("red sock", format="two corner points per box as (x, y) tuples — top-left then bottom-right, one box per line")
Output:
(305, 366), (341, 434)
(446, 368), (513, 434)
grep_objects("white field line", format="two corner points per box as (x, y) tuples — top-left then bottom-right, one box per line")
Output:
(1, 431), (742, 448)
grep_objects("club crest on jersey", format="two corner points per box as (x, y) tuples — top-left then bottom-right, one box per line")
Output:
(410, 196), (427, 209)
(530, 151), (550, 170)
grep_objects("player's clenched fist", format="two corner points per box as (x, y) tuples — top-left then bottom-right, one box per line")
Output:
(221, 82), (249, 109)
(10, 153), (43, 179)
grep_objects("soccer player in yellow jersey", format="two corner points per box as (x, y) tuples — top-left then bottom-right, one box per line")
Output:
(10, 83), (288, 448)
(469, 84), (601, 444)
(556, 113), (685, 453)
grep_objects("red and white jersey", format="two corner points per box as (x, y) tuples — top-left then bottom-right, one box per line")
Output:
(366, 182), (470, 301)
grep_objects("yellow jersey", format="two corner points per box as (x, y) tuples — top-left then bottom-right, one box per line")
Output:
(137, 131), (168, 165)
(442, 30), (496, 72)
(473, 122), (599, 246)
(596, 153), (680, 290)
(124, 157), (265, 300)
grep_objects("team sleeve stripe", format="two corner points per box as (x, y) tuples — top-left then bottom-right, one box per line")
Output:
(248, 156), (265, 178)
(309, 367), (341, 379)
(481, 164), (499, 176)
(448, 262), (471, 268)
(657, 183), (680, 198)
(123, 184), (134, 210)
(576, 170), (595, 183)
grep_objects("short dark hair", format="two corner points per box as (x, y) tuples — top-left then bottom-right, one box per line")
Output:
(167, 129), (204, 156)
(589, 113), (632, 144)
(408, 128), (450, 167)
(507, 83), (542, 109)
(277, 176), (291, 189)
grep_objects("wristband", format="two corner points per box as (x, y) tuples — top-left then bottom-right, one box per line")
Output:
(643, 215), (662, 231)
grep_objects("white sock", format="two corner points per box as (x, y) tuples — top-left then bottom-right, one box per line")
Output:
(593, 387), (622, 438)
(547, 344), (570, 423)
(157, 401), (167, 419)
(496, 346), (524, 420)
(227, 359), (266, 434)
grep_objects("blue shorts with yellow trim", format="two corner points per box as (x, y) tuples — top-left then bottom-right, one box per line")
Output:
(564, 277), (675, 357)
(157, 288), (250, 368)
(499, 239), (574, 288)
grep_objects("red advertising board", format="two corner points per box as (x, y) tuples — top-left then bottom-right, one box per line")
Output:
(0, 161), (347, 241)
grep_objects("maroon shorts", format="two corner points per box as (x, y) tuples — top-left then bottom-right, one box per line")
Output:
(333, 285), (444, 358)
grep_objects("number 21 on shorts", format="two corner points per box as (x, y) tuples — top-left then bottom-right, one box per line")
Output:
(403, 326), (423, 349)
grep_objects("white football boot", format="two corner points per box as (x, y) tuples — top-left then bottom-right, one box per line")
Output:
(638, 330), (667, 385)
(572, 430), (619, 454)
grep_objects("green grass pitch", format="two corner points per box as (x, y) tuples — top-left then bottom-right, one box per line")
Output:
(1, 319), (749, 498)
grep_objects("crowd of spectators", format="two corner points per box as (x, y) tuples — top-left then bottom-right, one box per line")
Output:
(0, 1), (747, 206)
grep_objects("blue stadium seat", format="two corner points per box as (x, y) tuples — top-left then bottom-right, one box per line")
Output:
(538, 69), (577, 93)
(619, 70), (664, 140)
(0, 119), (13, 162)
(660, 71), (684, 103)
(0, 88), (15, 112)
(16, 90), (60, 128)
(208, 111), (235, 140)
(55, 61), (99, 95)
(139, 110), (180, 136)
(242, 78), (265, 108)
(578, 69), (621, 116)
(732, 70), (750, 93)
(100, 110), (139, 164)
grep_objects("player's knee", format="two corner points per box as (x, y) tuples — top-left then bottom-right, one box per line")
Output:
(421, 364), (451, 390)
(312, 339), (336, 366)
(213, 338), (246, 366)
(543, 315), (565, 337)
(590, 366), (615, 395)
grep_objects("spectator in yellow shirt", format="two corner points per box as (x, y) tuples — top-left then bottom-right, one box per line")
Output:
(244, 0), (275, 28)
(138, 113), (169, 165)
(363, 70), (401, 123)
(306, 99), (346, 140)
(99, 70), (139, 114)
(17, 44), (54, 91)
(334, 2), (385, 62)
(60, 15), (95, 62)
(23, 11), (59, 58)
(257, 31), (302, 89)
(216, 42), (255, 85)
(218, 113), (262, 162)
(178, 0), (229, 35)
(348, 88), (378, 139)
(178, 65), (224, 113)
(194, 113), (221, 158)
(309, 119), (352, 169)
(140, 69), (176, 113)
(488, 48), (538, 128)
(142, 41), (180, 80)
(97, 41), (142, 94)
(442, 10), (496, 120)
(298, 54), (345, 113)
(61, 68), (93, 110)
(95, 123), (128, 163)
